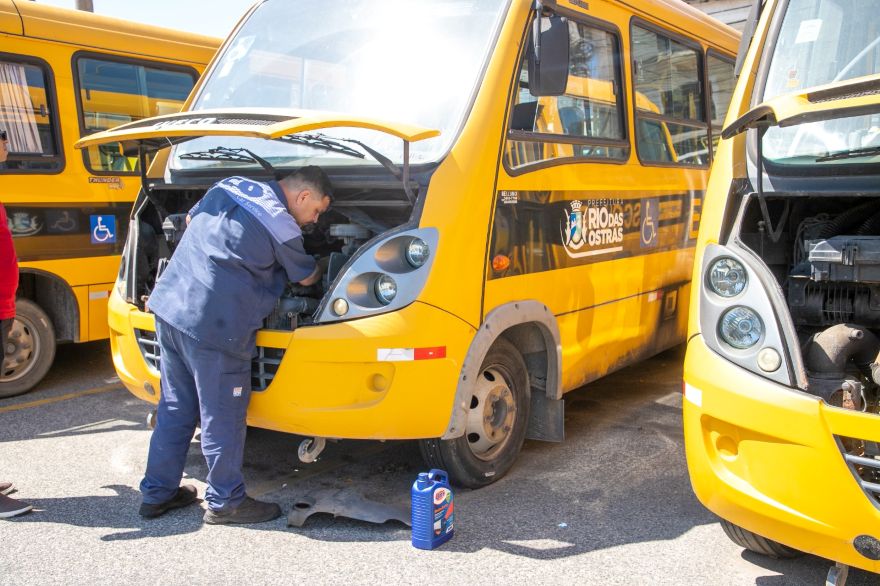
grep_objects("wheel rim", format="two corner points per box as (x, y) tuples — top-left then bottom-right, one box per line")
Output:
(465, 365), (517, 461)
(1, 315), (41, 382)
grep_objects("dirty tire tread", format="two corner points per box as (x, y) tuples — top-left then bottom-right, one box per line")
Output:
(720, 519), (801, 559)
(418, 337), (530, 489)
(0, 299), (56, 399)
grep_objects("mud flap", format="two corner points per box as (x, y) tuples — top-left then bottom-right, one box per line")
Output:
(526, 393), (564, 442)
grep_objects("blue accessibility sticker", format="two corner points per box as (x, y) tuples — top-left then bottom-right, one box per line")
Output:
(90, 214), (116, 244)
(640, 198), (659, 248)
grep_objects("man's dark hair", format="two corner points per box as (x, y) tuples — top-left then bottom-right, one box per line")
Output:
(283, 166), (333, 201)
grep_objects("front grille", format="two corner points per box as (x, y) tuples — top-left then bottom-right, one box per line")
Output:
(135, 329), (161, 371)
(134, 329), (285, 392)
(837, 435), (880, 508)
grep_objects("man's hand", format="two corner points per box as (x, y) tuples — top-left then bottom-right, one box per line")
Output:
(0, 137), (8, 164)
(297, 257), (326, 287)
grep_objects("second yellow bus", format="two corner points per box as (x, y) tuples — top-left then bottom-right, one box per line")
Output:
(79, 0), (737, 486)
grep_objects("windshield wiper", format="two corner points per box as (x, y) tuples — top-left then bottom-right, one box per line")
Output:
(179, 146), (280, 178)
(816, 145), (880, 162)
(181, 135), (415, 203)
(276, 132), (412, 202)
(275, 133), (365, 159)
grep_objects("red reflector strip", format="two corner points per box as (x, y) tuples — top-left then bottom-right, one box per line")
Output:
(414, 346), (446, 360)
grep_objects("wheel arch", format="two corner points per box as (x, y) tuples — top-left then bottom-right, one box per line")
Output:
(441, 300), (562, 440)
(16, 269), (79, 343)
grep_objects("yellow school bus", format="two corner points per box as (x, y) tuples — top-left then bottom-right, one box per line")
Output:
(78, 0), (737, 486)
(0, 1), (218, 397)
(683, 0), (880, 580)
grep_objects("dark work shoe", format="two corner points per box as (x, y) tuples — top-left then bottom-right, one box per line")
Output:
(203, 496), (282, 525)
(0, 493), (33, 518)
(0, 482), (12, 495)
(139, 485), (199, 519)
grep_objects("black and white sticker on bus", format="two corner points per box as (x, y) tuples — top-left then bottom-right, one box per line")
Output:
(488, 189), (703, 279)
(5, 203), (129, 262)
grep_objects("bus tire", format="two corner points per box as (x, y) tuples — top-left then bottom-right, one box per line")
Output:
(419, 337), (530, 488)
(719, 519), (801, 559)
(0, 299), (56, 399)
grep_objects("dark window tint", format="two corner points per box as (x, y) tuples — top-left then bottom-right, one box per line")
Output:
(506, 19), (627, 170)
(0, 58), (62, 172)
(632, 25), (708, 166)
(707, 53), (735, 157)
(77, 57), (197, 173)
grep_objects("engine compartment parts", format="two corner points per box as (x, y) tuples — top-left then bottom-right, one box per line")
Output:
(731, 194), (880, 416)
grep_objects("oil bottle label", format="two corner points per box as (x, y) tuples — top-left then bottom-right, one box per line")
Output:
(432, 487), (454, 536)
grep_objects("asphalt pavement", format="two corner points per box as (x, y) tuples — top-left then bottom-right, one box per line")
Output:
(0, 341), (875, 585)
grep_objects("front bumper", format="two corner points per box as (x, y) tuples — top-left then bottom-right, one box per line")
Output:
(108, 291), (475, 439)
(683, 334), (880, 573)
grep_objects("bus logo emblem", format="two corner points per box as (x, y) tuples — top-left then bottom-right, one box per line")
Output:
(564, 200), (585, 250)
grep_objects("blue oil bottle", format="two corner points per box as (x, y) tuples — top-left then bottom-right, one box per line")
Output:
(411, 469), (454, 550)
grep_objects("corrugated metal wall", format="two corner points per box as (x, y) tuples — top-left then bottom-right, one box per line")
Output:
(684, 0), (752, 31)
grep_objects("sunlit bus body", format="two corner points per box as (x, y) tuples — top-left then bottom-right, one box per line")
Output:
(683, 0), (880, 578)
(80, 0), (737, 487)
(0, 0), (218, 397)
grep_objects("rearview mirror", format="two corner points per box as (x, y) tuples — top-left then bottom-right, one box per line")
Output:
(527, 13), (570, 97)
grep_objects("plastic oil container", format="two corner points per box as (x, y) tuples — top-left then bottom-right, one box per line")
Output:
(411, 469), (454, 550)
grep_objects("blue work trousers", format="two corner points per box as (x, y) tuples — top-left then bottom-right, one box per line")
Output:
(140, 318), (252, 511)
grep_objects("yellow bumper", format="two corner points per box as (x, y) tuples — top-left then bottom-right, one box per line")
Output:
(683, 335), (880, 573)
(108, 291), (475, 439)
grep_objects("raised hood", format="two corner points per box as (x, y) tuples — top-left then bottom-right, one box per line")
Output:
(722, 74), (880, 139)
(74, 109), (441, 151)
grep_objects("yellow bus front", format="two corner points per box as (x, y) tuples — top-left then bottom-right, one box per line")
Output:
(82, 0), (739, 488)
(684, 0), (880, 575)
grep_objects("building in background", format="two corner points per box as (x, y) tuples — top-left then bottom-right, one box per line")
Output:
(685, 0), (752, 31)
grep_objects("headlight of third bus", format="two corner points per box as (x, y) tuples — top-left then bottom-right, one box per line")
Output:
(707, 257), (747, 297)
(405, 238), (430, 268)
(718, 306), (764, 349)
(374, 274), (398, 305)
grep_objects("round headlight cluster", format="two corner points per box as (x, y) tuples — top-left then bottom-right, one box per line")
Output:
(708, 257), (747, 297)
(374, 274), (398, 305)
(405, 238), (430, 268)
(719, 306), (764, 349)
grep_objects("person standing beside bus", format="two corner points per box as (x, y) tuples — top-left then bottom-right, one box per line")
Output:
(0, 131), (34, 519)
(138, 166), (331, 525)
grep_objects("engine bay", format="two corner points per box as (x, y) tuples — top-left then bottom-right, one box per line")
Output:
(131, 181), (414, 330)
(736, 194), (880, 415)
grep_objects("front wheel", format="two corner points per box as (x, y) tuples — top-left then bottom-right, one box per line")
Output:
(0, 299), (56, 399)
(720, 519), (801, 559)
(419, 337), (530, 488)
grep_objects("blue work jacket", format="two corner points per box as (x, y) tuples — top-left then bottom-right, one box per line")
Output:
(148, 177), (316, 359)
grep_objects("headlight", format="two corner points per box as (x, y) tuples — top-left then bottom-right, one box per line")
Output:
(405, 238), (430, 268)
(374, 274), (397, 305)
(719, 306), (763, 349)
(707, 257), (747, 297)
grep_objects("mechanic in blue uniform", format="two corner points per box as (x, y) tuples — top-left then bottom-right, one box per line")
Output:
(138, 166), (332, 525)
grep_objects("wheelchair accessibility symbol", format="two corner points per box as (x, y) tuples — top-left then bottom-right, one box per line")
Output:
(90, 215), (116, 244)
(640, 198), (658, 248)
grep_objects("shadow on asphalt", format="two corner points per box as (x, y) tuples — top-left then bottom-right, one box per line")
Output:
(10, 484), (206, 541)
(746, 550), (876, 585)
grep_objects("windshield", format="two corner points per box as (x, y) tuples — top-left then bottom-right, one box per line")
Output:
(761, 0), (880, 167)
(173, 0), (508, 171)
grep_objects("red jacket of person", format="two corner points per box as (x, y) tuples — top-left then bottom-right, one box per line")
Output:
(0, 203), (18, 320)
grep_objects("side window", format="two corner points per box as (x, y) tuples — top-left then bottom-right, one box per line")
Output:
(0, 56), (62, 172)
(76, 56), (197, 173)
(505, 18), (628, 171)
(707, 52), (735, 158)
(632, 25), (708, 166)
